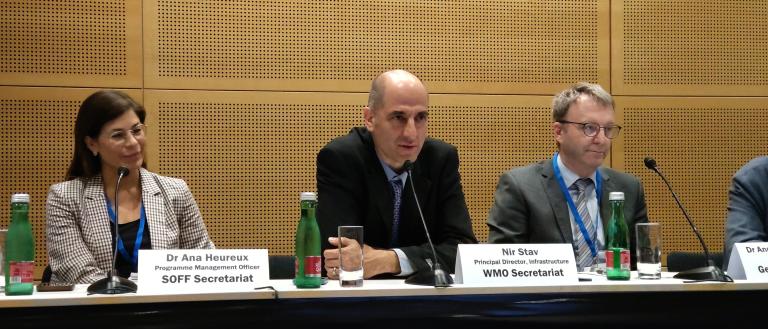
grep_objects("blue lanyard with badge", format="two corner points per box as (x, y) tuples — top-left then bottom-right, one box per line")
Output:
(552, 152), (602, 258)
(105, 197), (146, 272)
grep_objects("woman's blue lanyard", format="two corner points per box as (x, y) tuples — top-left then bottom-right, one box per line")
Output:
(552, 152), (602, 258)
(105, 197), (146, 271)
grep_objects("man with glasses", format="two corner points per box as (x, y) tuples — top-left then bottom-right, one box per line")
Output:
(486, 82), (648, 272)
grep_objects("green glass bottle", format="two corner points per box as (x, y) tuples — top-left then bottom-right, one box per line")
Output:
(606, 192), (631, 280)
(293, 192), (322, 288)
(5, 193), (35, 295)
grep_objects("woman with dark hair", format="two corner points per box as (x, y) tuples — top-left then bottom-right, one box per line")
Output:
(45, 90), (214, 284)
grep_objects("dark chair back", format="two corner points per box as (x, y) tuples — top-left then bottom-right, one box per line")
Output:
(269, 255), (295, 279)
(42, 264), (52, 283)
(667, 251), (724, 272)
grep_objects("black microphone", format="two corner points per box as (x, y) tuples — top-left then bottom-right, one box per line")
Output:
(643, 157), (730, 282)
(87, 166), (139, 294)
(401, 160), (452, 287)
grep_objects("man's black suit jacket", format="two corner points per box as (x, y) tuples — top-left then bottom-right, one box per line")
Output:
(316, 127), (477, 275)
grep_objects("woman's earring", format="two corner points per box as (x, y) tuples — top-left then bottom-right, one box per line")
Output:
(93, 151), (98, 157)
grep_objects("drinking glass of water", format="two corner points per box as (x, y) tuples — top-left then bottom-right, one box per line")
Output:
(635, 223), (662, 279)
(338, 226), (364, 287)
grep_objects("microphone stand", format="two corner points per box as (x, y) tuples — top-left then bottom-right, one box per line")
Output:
(88, 167), (138, 294)
(401, 161), (452, 288)
(644, 158), (730, 282)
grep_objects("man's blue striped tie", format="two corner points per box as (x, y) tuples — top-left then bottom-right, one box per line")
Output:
(572, 178), (596, 271)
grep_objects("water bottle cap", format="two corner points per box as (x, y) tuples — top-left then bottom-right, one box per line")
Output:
(609, 192), (625, 201)
(300, 192), (317, 201)
(11, 193), (30, 203)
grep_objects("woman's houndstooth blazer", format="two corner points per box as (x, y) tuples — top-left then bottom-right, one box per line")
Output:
(46, 168), (215, 284)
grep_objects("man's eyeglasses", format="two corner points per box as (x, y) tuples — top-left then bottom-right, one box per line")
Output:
(557, 120), (622, 139)
(105, 124), (146, 144)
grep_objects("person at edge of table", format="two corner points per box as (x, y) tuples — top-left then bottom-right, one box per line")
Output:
(723, 156), (768, 270)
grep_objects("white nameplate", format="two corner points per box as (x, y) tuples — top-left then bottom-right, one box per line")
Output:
(726, 242), (768, 281)
(455, 244), (578, 285)
(137, 249), (269, 294)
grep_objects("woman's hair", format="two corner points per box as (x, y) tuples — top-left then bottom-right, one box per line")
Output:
(66, 90), (146, 179)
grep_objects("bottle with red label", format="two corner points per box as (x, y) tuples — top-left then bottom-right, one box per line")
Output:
(606, 191), (631, 280)
(293, 192), (322, 288)
(5, 193), (35, 295)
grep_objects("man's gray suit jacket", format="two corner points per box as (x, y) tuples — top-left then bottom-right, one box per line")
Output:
(487, 159), (648, 267)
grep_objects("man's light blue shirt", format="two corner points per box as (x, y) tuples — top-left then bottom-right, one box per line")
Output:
(556, 156), (605, 250)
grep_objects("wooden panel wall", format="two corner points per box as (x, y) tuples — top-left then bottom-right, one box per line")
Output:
(0, 1), (142, 88)
(144, 0), (609, 93)
(613, 97), (768, 255)
(0, 1), (766, 276)
(612, 0), (768, 95)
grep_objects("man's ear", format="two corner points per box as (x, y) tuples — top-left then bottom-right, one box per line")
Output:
(553, 122), (563, 145)
(363, 106), (374, 131)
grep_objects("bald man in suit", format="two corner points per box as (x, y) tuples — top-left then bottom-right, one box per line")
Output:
(317, 70), (477, 280)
